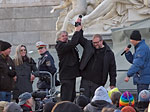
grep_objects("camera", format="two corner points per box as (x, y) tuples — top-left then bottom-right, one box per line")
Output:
(75, 15), (82, 27)
(34, 98), (56, 112)
(31, 71), (59, 111)
(32, 90), (57, 112)
(32, 90), (47, 99)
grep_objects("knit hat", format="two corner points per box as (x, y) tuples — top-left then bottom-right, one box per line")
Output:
(119, 91), (135, 107)
(138, 90), (150, 102)
(92, 86), (112, 103)
(74, 95), (90, 109)
(18, 92), (32, 105)
(1, 41), (12, 51)
(36, 41), (47, 49)
(5, 102), (23, 112)
(51, 101), (83, 112)
(130, 30), (141, 41)
(121, 106), (136, 112)
(43, 102), (56, 112)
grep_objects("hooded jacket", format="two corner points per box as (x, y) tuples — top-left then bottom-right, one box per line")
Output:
(84, 86), (115, 112)
(84, 100), (115, 112)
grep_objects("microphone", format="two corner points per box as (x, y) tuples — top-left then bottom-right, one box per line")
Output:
(121, 44), (131, 56)
(75, 15), (82, 27)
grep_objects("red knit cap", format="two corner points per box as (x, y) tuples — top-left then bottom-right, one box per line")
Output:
(121, 106), (136, 112)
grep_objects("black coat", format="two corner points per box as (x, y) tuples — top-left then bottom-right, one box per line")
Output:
(13, 58), (37, 99)
(55, 30), (83, 80)
(79, 35), (117, 86)
(0, 55), (16, 92)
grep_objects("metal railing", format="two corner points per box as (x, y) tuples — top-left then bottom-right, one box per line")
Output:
(38, 71), (59, 97)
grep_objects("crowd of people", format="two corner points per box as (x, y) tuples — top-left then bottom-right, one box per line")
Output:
(0, 16), (150, 112)
(0, 86), (150, 112)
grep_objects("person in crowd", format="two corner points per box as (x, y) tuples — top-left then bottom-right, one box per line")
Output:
(101, 107), (115, 112)
(124, 30), (150, 97)
(0, 41), (16, 102)
(108, 87), (120, 98)
(79, 30), (117, 99)
(36, 41), (59, 91)
(3, 102), (23, 112)
(51, 101), (83, 112)
(84, 86), (115, 112)
(0, 101), (9, 112)
(121, 106), (136, 112)
(136, 90), (150, 112)
(111, 92), (121, 108)
(13, 45), (37, 103)
(55, 25), (82, 101)
(43, 101), (56, 112)
(74, 94), (90, 109)
(18, 92), (34, 112)
(119, 91), (135, 110)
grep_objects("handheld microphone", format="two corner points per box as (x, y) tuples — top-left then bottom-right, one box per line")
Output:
(75, 15), (82, 27)
(121, 44), (131, 56)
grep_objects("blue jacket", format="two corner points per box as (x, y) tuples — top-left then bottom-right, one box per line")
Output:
(125, 40), (150, 84)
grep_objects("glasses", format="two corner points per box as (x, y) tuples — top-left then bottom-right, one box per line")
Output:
(20, 49), (26, 52)
(37, 47), (43, 50)
(92, 41), (101, 44)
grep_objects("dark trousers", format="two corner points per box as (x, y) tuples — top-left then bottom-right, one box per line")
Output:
(60, 78), (76, 102)
(80, 78), (99, 99)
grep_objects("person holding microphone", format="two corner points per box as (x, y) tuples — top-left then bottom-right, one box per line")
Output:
(124, 30), (150, 97)
(55, 17), (82, 102)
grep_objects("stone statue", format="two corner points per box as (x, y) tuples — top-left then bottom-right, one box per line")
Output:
(81, 0), (150, 33)
(52, 0), (150, 34)
(86, 0), (104, 14)
(50, 0), (87, 31)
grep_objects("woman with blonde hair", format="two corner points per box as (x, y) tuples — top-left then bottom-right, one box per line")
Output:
(13, 45), (37, 103)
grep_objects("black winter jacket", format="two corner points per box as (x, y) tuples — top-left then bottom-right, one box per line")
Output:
(0, 54), (16, 92)
(79, 35), (117, 86)
(13, 57), (37, 99)
(55, 30), (83, 80)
